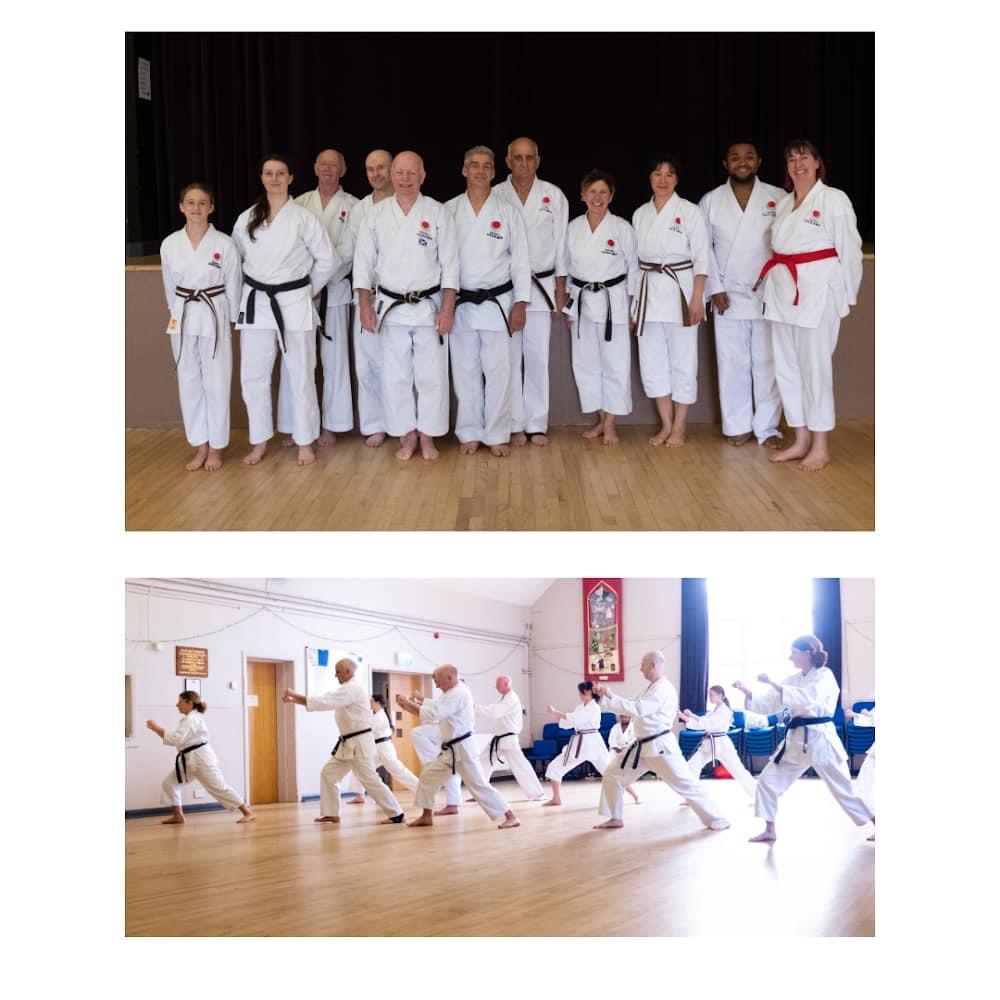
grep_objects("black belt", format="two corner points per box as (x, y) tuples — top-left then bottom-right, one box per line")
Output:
(331, 727), (373, 756)
(562, 728), (600, 766)
(374, 735), (392, 745)
(570, 273), (628, 341)
(489, 731), (516, 767)
(621, 730), (670, 770)
(316, 272), (353, 341)
(175, 742), (207, 784)
(773, 716), (834, 764)
(635, 259), (694, 333)
(441, 731), (473, 774)
(243, 273), (312, 353)
(457, 279), (515, 336)
(172, 284), (227, 367)
(531, 268), (556, 311)
(376, 282), (443, 342)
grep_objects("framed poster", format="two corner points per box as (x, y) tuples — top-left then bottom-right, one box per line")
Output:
(583, 579), (623, 682)
(176, 646), (208, 678)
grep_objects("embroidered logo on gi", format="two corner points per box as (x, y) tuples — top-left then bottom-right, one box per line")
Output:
(669, 216), (684, 233)
(542, 196), (550, 204)
(812, 210), (821, 218)
(339, 210), (347, 221)
(213, 252), (221, 260)
(491, 220), (502, 229)
(487, 220), (504, 241)
(418, 221), (434, 247)
(607, 239), (615, 247)
(421, 221), (430, 228)
(675, 217), (682, 225)
(767, 201), (776, 209)
(208, 251), (222, 270)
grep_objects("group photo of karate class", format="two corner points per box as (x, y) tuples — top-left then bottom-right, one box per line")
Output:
(125, 577), (875, 937)
(125, 31), (874, 531)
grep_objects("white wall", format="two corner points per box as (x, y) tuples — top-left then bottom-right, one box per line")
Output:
(840, 578), (876, 707)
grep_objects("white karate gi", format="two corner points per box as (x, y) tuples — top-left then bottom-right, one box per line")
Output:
(564, 213), (638, 415)
(159, 711), (245, 811)
(348, 193), (386, 436)
(747, 667), (872, 825)
(371, 707), (420, 792)
(414, 685), (511, 821)
(852, 708), (875, 814)
(682, 702), (757, 798)
(276, 187), (358, 435)
(305, 678), (403, 819)
(544, 700), (611, 782)
(494, 176), (570, 434)
(159, 225), (241, 449)
(445, 191), (531, 445)
(607, 720), (634, 752)
(699, 178), (785, 440)
(759, 181), (863, 432)
(597, 678), (727, 827)
(474, 688), (544, 798)
(353, 194), (460, 438)
(631, 195), (709, 404)
(232, 201), (335, 445)
(410, 722), (461, 806)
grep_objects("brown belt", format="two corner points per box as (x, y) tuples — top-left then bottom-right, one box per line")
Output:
(172, 284), (227, 367)
(634, 259), (693, 333)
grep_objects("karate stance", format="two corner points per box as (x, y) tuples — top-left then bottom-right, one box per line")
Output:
(408, 717), (463, 815)
(370, 694), (420, 793)
(845, 705), (875, 840)
(679, 685), (757, 799)
(699, 142), (784, 448)
(282, 658), (405, 825)
(494, 136), (570, 446)
(397, 665), (520, 828)
(147, 691), (255, 825)
(159, 182), (241, 472)
(734, 635), (874, 842)
(631, 154), (709, 447)
(756, 139), (863, 470)
(544, 681), (638, 806)
(474, 674), (545, 800)
(354, 151), (459, 461)
(445, 145), (531, 457)
(565, 169), (638, 445)
(232, 154), (335, 466)
(593, 651), (730, 831)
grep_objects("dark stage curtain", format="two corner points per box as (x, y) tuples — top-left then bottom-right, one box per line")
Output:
(680, 578), (710, 713)
(812, 578), (843, 690)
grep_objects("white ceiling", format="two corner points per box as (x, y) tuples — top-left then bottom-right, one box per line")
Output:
(414, 578), (557, 607)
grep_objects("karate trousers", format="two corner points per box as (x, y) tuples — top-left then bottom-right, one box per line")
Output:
(570, 318), (632, 416)
(855, 751), (875, 815)
(319, 751), (402, 819)
(415, 744), (511, 821)
(637, 320), (698, 404)
(170, 330), (232, 450)
(376, 741), (420, 792)
(510, 310), (553, 434)
(380, 323), (450, 438)
(449, 325), (512, 445)
(278, 302), (354, 434)
(754, 752), (873, 825)
(713, 314), (782, 440)
(240, 327), (319, 446)
(353, 304), (386, 436)
(478, 735), (544, 799)
(684, 736), (758, 799)
(411, 724), (461, 806)
(160, 746), (244, 811)
(545, 732), (611, 782)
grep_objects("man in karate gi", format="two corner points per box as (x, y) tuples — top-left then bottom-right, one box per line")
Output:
(445, 146), (530, 457)
(494, 137), (569, 447)
(282, 658), (405, 825)
(699, 143), (784, 448)
(473, 674), (545, 800)
(397, 665), (520, 828)
(348, 149), (395, 447)
(592, 651), (730, 831)
(354, 151), (459, 461)
(277, 148), (357, 447)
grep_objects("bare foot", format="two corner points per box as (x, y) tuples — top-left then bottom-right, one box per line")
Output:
(459, 441), (481, 455)
(760, 435), (783, 450)
(582, 421), (604, 439)
(498, 816), (520, 829)
(708, 819), (730, 831)
(490, 444), (511, 457)
(419, 434), (439, 461)
(627, 787), (640, 804)
(317, 429), (337, 447)
(728, 432), (753, 447)
(347, 796), (365, 806)
(798, 449), (830, 471)
(365, 432), (386, 448)
(434, 805), (459, 816)
(649, 427), (672, 446)
(511, 432), (528, 447)
(408, 815), (433, 827)
(314, 816), (340, 824)
(161, 816), (185, 825)
(205, 447), (223, 471)
(770, 444), (809, 463)
(749, 830), (776, 842)
(243, 442), (268, 465)
(530, 433), (549, 447)
(593, 819), (624, 829)
(185, 444), (208, 471)
(297, 445), (316, 466)
(665, 428), (686, 448)
(396, 431), (418, 461)
(542, 799), (561, 807)
(236, 813), (256, 823)
(282, 435), (297, 448)
(602, 428), (620, 445)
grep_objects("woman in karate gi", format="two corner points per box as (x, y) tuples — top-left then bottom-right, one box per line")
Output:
(370, 694), (420, 793)
(757, 140), (863, 471)
(631, 155), (709, 447)
(232, 154), (335, 467)
(679, 685), (757, 799)
(159, 182), (241, 471)
(147, 691), (255, 825)
(564, 170), (638, 445)
(734, 635), (874, 842)
(544, 681), (638, 806)
(845, 705), (875, 840)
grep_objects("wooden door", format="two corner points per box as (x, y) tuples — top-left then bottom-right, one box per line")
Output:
(247, 660), (279, 804)
(386, 672), (426, 775)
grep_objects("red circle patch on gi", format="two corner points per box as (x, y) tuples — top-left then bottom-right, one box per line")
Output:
(607, 239), (615, 247)
(213, 252), (221, 260)
(491, 220), (501, 229)
(542, 196), (551, 204)
(767, 200), (776, 208)
(421, 221), (430, 229)
(675, 217), (682, 225)
(812, 210), (821, 218)
(339, 210), (347, 220)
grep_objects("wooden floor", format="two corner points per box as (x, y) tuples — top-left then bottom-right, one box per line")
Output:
(125, 779), (874, 936)
(125, 421), (874, 530)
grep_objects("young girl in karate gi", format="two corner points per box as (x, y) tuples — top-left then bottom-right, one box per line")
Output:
(679, 685), (757, 799)
(631, 155), (709, 447)
(232, 154), (335, 467)
(147, 691), (255, 825)
(159, 182), (241, 472)
(734, 635), (874, 842)
(544, 681), (639, 806)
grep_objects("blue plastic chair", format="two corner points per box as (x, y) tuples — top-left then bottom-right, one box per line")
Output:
(742, 725), (778, 774)
(524, 738), (558, 778)
(845, 701), (876, 775)
(678, 728), (706, 759)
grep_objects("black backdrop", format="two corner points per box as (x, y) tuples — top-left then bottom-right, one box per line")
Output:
(126, 32), (874, 256)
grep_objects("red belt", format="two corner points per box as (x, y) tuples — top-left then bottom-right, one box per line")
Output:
(753, 248), (838, 306)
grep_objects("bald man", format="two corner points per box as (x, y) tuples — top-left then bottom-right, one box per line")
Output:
(348, 149), (395, 447)
(493, 137), (569, 447)
(353, 151), (459, 461)
(397, 665), (519, 828)
(282, 658), (405, 825)
(276, 149), (358, 447)
(592, 651), (730, 832)
(474, 674), (544, 799)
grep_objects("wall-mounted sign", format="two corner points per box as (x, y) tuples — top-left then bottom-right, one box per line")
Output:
(176, 646), (208, 678)
(582, 579), (624, 682)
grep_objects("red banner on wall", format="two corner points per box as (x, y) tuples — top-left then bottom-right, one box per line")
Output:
(582, 579), (624, 683)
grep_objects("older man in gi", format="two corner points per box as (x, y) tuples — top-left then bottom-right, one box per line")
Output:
(354, 151), (458, 461)
(474, 673), (544, 800)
